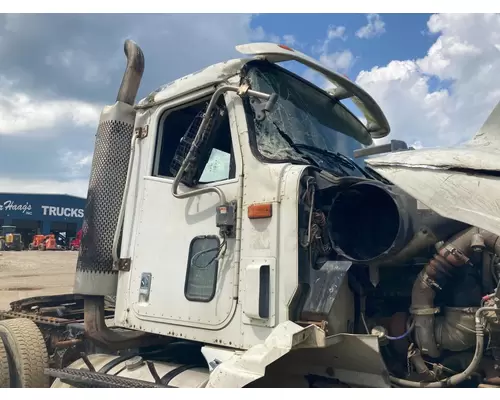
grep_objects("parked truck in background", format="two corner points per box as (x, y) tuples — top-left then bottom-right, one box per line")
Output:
(0, 226), (23, 251)
(69, 229), (82, 251)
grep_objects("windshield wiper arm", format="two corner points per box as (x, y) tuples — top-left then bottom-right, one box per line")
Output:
(270, 121), (320, 168)
(332, 150), (374, 178)
(293, 144), (372, 178)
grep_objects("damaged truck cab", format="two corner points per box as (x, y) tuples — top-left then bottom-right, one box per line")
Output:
(3, 40), (500, 389)
(73, 41), (396, 388)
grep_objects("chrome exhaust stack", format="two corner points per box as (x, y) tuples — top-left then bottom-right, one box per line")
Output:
(74, 40), (148, 348)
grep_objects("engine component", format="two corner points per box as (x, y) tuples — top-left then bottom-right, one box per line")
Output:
(390, 306), (498, 387)
(328, 180), (415, 263)
(407, 345), (436, 382)
(411, 227), (500, 358)
(327, 180), (465, 265)
(371, 326), (389, 346)
(435, 307), (477, 352)
(299, 261), (354, 335)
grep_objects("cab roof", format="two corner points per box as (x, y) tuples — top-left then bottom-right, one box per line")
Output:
(136, 42), (390, 141)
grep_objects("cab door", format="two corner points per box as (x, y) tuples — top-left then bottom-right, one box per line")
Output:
(128, 92), (241, 330)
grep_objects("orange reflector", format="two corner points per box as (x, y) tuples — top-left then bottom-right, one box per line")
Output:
(248, 203), (273, 219)
(278, 44), (294, 52)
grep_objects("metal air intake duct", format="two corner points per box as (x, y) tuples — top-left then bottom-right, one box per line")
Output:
(327, 180), (468, 264)
(74, 39), (145, 296)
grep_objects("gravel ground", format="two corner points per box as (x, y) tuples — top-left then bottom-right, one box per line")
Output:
(0, 250), (77, 310)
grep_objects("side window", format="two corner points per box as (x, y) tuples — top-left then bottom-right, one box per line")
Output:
(184, 235), (220, 302)
(153, 96), (235, 184)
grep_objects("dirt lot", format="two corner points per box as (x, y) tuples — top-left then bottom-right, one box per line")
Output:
(0, 250), (77, 310)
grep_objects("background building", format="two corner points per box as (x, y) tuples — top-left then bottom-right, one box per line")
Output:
(0, 192), (85, 246)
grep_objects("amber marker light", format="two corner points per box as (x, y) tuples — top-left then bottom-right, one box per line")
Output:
(248, 203), (273, 219)
(278, 44), (294, 52)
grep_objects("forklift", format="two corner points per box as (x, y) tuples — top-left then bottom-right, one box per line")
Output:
(0, 225), (24, 251)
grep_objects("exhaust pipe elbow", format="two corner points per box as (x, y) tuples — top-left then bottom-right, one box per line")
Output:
(116, 39), (145, 106)
(84, 296), (151, 350)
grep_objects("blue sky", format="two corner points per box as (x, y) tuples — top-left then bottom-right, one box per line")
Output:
(254, 14), (433, 68)
(1, 13), (500, 196)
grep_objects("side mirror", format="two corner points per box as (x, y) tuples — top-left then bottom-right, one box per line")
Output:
(353, 139), (414, 159)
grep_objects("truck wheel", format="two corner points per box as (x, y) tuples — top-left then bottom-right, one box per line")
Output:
(0, 318), (49, 388)
(0, 337), (10, 388)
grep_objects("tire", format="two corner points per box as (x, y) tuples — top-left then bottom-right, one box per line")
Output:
(0, 336), (10, 388)
(0, 318), (49, 388)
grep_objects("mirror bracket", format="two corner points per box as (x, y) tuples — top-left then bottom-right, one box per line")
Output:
(239, 83), (278, 121)
(353, 139), (414, 159)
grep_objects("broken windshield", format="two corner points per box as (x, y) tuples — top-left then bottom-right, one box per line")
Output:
(243, 61), (372, 177)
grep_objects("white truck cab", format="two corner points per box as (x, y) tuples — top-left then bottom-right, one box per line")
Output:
(111, 43), (390, 352)
(4, 40), (500, 389)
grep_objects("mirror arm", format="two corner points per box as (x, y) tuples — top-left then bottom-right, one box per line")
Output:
(171, 84), (274, 205)
(353, 139), (413, 159)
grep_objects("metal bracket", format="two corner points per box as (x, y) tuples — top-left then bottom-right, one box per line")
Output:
(134, 125), (149, 139)
(114, 258), (131, 272)
(249, 96), (268, 122)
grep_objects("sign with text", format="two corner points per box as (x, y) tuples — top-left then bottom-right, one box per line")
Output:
(0, 194), (86, 221)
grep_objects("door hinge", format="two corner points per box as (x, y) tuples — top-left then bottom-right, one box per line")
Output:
(113, 258), (131, 272)
(135, 125), (149, 139)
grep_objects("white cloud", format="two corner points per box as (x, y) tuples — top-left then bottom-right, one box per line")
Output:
(355, 14), (386, 39)
(59, 150), (93, 178)
(251, 27), (304, 49)
(0, 177), (89, 198)
(0, 77), (101, 135)
(313, 24), (347, 55)
(327, 25), (347, 41)
(250, 25), (281, 44)
(307, 25), (354, 86)
(0, 14), (284, 195)
(282, 34), (297, 46)
(320, 50), (354, 72)
(355, 13), (500, 148)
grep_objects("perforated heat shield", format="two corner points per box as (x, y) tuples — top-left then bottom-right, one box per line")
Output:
(74, 101), (136, 296)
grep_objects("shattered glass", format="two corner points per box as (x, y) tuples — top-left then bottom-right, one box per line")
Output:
(245, 62), (371, 176)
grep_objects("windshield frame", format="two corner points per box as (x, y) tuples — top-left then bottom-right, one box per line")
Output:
(240, 60), (372, 172)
